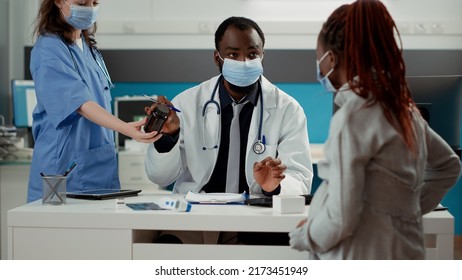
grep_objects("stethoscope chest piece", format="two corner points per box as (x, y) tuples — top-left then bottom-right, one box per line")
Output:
(252, 141), (266, 154)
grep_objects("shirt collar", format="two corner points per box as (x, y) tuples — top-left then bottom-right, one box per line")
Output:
(333, 82), (351, 108)
(218, 76), (260, 108)
(334, 77), (372, 108)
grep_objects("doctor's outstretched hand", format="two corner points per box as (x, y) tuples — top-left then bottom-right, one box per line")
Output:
(144, 96), (180, 135)
(253, 157), (286, 193)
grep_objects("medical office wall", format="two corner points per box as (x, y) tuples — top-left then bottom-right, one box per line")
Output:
(3, 0), (462, 119)
(4, 0), (462, 232)
(0, 0), (10, 121)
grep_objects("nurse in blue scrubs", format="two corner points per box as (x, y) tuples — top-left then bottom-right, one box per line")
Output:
(27, 0), (160, 202)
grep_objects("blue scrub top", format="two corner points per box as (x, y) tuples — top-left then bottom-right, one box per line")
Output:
(27, 34), (120, 202)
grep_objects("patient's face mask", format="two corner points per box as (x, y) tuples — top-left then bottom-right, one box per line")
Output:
(316, 51), (336, 93)
(63, 0), (99, 30)
(219, 54), (263, 87)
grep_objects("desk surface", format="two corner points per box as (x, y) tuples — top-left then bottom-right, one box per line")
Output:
(8, 193), (309, 233)
(8, 191), (453, 233)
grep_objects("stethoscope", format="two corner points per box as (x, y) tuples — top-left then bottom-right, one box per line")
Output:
(202, 75), (266, 154)
(64, 36), (114, 90)
(90, 47), (114, 89)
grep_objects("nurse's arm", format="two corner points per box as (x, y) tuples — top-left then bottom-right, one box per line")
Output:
(77, 101), (160, 143)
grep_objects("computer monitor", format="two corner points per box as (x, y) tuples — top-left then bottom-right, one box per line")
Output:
(406, 75), (462, 156)
(11, 80), (37, 128)
(114, 96), (153, 148)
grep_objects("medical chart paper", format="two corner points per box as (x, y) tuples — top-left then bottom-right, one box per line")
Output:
(184, 191), (247, 204)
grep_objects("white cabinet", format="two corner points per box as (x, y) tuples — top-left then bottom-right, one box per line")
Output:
(118, 150), (161, 191)
(0, 163), (30, 260)
(8, 195), (454, 260)
(12, 227), (132, 260)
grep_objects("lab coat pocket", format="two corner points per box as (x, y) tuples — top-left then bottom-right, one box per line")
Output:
(74, 143), (119, 190)
(248, 143), (278, 170)
(258, 143), (277, 158)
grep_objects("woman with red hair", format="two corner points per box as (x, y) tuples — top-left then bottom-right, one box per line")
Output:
(290, 0), (461, 259)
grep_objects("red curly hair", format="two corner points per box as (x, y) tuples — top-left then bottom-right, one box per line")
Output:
(319, 0), (417, 153)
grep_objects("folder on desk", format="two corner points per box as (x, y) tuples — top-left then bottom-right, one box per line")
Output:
(66, 189), (141, 200)
(184, 191), (247, 204)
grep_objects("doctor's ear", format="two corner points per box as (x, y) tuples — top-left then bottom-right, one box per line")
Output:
(213, 51), (221, 67)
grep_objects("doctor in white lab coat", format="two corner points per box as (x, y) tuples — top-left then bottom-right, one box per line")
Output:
(145, 17), (312, 200)
(145, 75), (313, 195)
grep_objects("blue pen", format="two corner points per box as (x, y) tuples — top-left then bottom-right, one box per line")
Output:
(143, 94), (181, 113)
(63, 160), (77, 176)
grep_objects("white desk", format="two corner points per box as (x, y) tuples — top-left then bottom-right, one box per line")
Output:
(7, 193), (454, 260)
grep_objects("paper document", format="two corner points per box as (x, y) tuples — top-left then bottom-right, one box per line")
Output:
(184, 191), (247, 204)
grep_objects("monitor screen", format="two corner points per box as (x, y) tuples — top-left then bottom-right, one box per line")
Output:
(406, 75), (462, 155)
(11, 80), (37, 128)
(114, 96), (153, 148)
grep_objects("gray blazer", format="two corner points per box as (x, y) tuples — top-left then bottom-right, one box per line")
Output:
(305, 85), (461, 259)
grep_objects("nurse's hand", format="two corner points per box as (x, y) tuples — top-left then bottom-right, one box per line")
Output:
(253, 157), (286, 193)
(77, 100), (161, 143)
(144, 96), (180, 135)
(127, 118), (162, 143)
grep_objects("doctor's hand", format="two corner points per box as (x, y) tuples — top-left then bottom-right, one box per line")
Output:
(144, 96), (180, 135)
(253, 157), (286, 193)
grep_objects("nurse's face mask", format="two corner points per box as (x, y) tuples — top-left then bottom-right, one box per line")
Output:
(218, 54), (264, 87)
(316, 51), (336, 93)
(63, 0), (99, 30)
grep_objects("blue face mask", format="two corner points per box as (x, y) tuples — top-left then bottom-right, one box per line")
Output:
(316, 51), (336, 93)
(219, 55), (263, 87)
(64, 1), (99, 30)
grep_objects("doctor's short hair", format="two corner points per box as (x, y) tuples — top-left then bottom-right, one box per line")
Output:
(214, 17), (265, 50)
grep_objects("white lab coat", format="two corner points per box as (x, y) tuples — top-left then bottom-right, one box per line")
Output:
(145, 75), (313, 195)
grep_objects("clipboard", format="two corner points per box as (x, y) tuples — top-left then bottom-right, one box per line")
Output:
(66, 189), (142, 200)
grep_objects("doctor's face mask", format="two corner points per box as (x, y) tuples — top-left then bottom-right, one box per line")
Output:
(218, 54), (264, 87)
(63, 0), (99, 30)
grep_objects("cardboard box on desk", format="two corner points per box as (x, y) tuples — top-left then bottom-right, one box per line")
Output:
(272, 195), (305, 214)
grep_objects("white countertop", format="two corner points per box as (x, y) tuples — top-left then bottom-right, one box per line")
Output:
(8, 192), (309, 232)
